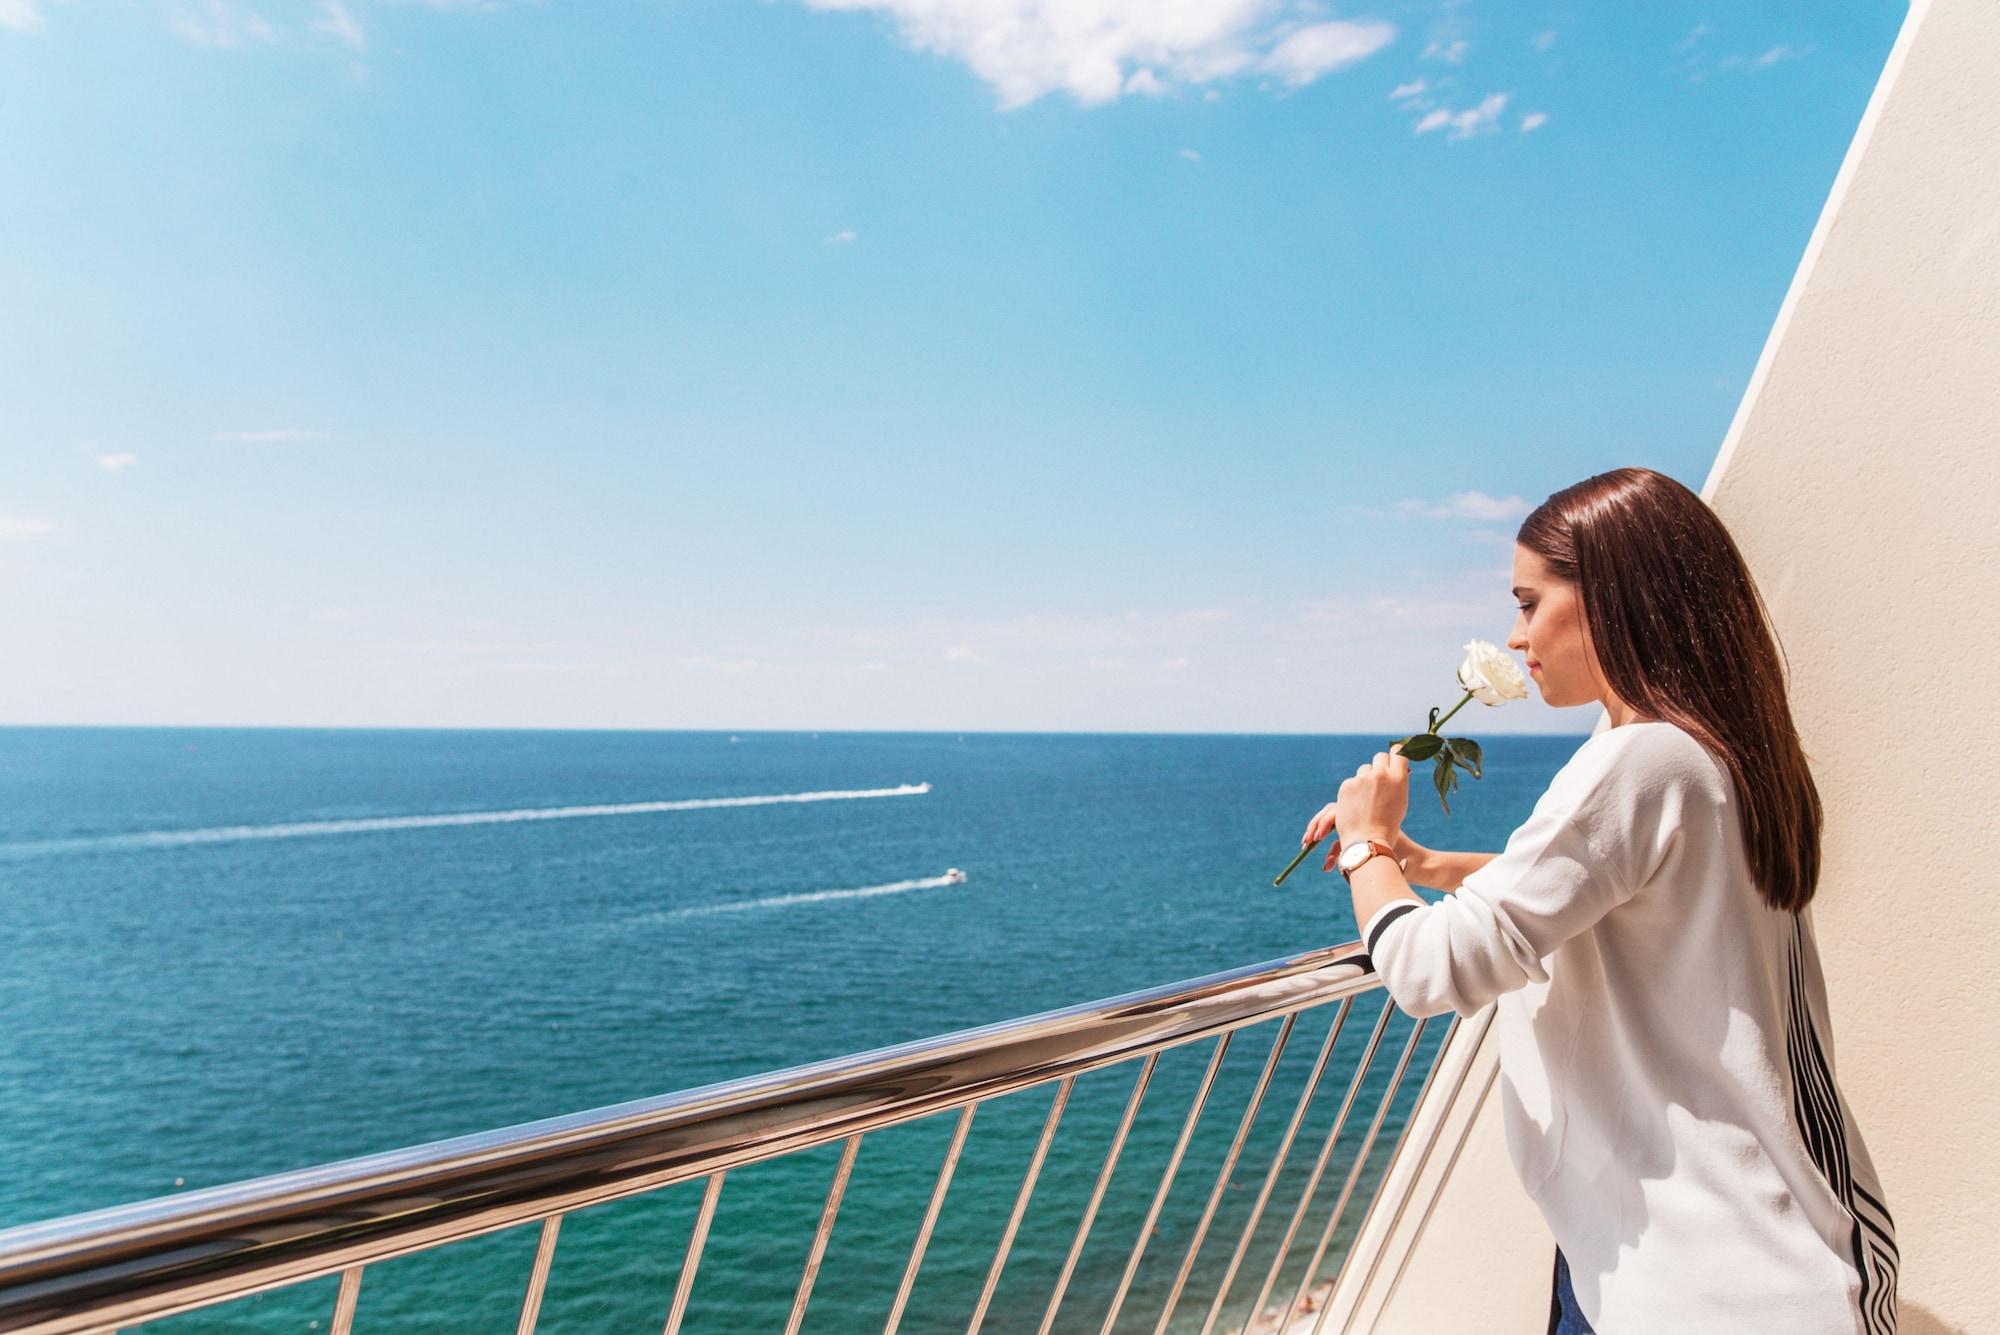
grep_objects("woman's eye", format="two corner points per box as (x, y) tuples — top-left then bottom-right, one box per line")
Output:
(1516, 603), (1535, 614)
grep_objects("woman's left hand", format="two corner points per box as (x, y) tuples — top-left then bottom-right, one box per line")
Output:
(1328, 748), (1411, 860)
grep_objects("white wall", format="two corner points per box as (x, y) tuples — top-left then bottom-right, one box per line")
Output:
(1343, 1), (2000, 1329)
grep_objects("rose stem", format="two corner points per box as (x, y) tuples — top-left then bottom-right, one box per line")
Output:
(1431, 690), (1475, 735)
(1274, 838), (1322, 887)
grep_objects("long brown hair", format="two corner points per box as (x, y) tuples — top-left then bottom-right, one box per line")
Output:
(1517, 468), (1822, 912)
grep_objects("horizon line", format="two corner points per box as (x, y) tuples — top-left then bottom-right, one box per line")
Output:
(0, 721), (1599, 739)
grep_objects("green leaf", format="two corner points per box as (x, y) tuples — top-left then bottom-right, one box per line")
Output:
(1433, 753), (1455, 814)
(1399, 733), (1444, 762)
(1448, 737), (1483, 780)
(1427, 706), (1440, 733)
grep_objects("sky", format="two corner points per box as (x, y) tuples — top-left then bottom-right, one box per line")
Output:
(0, 0), (1906, 733)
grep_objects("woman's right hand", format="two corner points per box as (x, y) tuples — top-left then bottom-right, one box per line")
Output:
(1302, 802), (1340, 848)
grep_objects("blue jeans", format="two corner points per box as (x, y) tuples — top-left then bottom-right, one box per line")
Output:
(1547, 1250), (1597, 1335)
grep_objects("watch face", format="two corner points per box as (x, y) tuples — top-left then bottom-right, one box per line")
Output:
(1338, 841), (1372, 872)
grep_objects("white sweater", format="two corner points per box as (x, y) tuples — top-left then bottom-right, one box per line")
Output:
(1363, 721), (1898, 1335)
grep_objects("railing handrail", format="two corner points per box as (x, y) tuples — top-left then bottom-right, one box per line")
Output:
(0, 942), (1380, 1335)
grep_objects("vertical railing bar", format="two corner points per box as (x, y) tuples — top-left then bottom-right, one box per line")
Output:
(964, 1077), (1074, 1335)
(329, 1265), (364, 1335)
(784, 1134), (863, 1335)
(1321, 1015), (1465, 1308)
(515, 1214), (563, 1335)
(1095, 1031), (1235, 1335)
(1194, 998), (1353, 1335)
(1294, 1015), (1432, 1335)
(1034, 1053), (1160, 1335)
(1149, 1014), (1298, 1335)
(1255, 997), (1396, 1335)
(663, 1171), (726, 1335)
(883, 1103), (979, 1335)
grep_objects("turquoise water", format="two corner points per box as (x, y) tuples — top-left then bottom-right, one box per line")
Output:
(0, 728), (1574, 1332)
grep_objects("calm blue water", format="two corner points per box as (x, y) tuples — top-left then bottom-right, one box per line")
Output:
(0, 728), (1574, 1333)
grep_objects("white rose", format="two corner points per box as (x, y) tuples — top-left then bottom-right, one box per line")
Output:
(1457, 639), (1529, 706)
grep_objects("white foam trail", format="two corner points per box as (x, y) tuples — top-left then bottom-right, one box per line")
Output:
(659, 873), (962, 920)
(0, 783), (932, 859)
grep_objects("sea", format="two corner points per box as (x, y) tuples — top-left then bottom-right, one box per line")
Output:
(0, 728), (1577, 1333)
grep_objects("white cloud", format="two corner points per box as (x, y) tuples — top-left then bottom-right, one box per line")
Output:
(494, 659), (596, 676)
(798, 1), (1396, 109)
(1157, 656), (1191, 672)
(136, 590), (1570, 733)
(1677, 28), (1810, 82)
(1178, 147), (1202, 163)
(823, 228), (858, 246)
(1421, 37), (1468, 64)
(1354, 591), (1498, 622)
(1413, 92), (1509, 141)
(822, 606), (1236, 678)
(213, 427), (335, 443)
(1749, 43), (1809, 71)
(0, 516), (58, 541)
(1395, 489), (1532, 521)
(1387, 77), (1428, 101)
(1532, 29), (1556, 54)
(96, 452), (141, 473)
(171, 0), (277, 49)
(678, 653), (765, 674)
(1520, 111), (1549, 133)
(0, 0), (44, 34)
(312, 0), (364, 50)
(1261, 20), (1396, 89)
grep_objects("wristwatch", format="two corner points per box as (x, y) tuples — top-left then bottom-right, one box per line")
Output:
(1335, 838), (1403, 881)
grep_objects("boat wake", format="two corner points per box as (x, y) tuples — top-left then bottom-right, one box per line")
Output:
(0, 783), (932, 860)
(652, 872), (965, 921)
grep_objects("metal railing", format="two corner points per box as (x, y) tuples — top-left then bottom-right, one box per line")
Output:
(0, 942), (1454, 1335)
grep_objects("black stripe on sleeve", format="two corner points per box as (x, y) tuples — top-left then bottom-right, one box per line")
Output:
(1787, 917), (1899, 1335)
(1364, 901), (1421, 954)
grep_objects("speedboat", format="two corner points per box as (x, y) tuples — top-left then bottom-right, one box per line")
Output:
(943, 867), (967, 884)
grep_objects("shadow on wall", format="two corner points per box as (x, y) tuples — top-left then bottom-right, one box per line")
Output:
(1900, 1304), (1969, 1335)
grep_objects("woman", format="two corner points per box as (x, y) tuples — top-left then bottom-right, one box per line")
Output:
(1303, 469), (1897, 1334)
